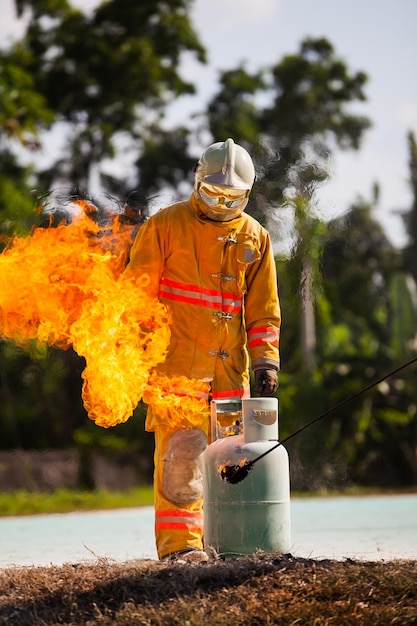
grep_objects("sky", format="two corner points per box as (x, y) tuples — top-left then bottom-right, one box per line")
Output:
(2, 0), (417, 247)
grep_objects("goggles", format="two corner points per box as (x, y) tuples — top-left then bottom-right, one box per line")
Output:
(198, 184), (249, 209)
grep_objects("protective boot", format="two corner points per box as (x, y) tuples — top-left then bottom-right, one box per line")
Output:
(163, 549), (209, 564)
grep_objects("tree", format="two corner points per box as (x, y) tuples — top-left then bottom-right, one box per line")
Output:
(12, 0), (206, 195)
(202, 38), (372, 371)
(260, 38), (370, 369)
(136, 126), (196, 199)
(204, 38), (370, 218)
(205, 65), (266, 148)
(316, 195), (415, 487)
(0, 0), (207, 457)
(401, 131), (417, 285)
(392, 130), (417, 359)
(0, 44), (54, 237)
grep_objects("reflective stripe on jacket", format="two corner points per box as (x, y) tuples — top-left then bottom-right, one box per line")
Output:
(125, 193), (281, 401)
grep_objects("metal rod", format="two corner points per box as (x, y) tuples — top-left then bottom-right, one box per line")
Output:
(252, 355), (417, 467)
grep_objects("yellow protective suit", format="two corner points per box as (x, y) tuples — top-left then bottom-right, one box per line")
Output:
(125, 192), (280, 558)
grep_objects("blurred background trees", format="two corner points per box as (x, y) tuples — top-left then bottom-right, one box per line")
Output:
(0, 0), (416, 490)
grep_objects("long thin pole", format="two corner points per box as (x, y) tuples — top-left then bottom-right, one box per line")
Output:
(253, 355), (417, 466)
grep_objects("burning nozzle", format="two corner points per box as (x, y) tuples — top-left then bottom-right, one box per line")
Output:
(219, 460), (254, 484)
(218, 456), (253, 484)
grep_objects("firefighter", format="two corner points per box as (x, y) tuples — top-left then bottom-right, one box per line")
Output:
(125, 138), (280, 563)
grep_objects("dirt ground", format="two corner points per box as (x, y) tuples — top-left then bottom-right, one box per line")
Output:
(0, 553), (416, 625)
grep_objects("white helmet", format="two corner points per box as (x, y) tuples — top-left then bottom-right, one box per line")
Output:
(194, 138), (255, 221)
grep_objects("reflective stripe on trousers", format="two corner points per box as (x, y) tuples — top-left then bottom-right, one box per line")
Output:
(155, 509), (204, 533)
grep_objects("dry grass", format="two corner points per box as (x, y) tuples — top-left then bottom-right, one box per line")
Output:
(0, 554), (416, 625)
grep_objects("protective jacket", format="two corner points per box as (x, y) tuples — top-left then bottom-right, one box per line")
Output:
(126, 193), (281, 410)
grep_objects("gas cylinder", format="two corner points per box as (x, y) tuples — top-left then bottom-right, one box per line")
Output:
(202, 397), (290, 557)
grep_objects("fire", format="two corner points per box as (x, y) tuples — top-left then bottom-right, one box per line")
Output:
(144, 373), (210, 430)
(0, 201), (208, 428)
(218, 457), (248, 474)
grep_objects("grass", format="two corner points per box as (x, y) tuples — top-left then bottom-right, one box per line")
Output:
(0, 553), (416, 625)
(0, 485), (413, 517)
(0, 486), (154, 516)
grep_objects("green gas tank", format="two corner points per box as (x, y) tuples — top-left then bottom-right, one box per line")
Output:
(202, 397), (290, 557)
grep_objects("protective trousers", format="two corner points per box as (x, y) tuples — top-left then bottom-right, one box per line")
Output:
(150, 408), (211, 560)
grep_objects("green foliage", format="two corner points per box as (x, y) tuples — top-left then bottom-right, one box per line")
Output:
(401, 132), (417, 284)
(136, 126), (196, 196)
(0, 151), (40, 240)
(324, 198), (396, 299)
(264, 37), (369, 150)
(272, 181), (417, 489)
(206, 65), (266, 146)
(12, 0), (206, 192)
(73, 401), (153, 456)
(0, 339), (155, 459)
(0, 486), (153, 516)
(279, 193), (417, 490)
(0, 42), (54, 235)
(0, 0), (206, 462)
(0, 343), (85, 449)
(389, 272), (417, 359)
(0, 45), (53, 143)
(204, 37), (371, 225)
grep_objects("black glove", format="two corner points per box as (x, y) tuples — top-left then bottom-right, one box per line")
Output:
(254, 369), (278, 396)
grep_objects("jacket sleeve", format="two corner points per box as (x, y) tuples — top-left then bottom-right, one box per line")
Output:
(123, 214), (165, 299)
(244, 231), (281, 372)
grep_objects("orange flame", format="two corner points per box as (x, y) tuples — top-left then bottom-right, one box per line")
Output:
(0, 203), (207, 428)
(218, 457), (248, 474)
(144, 373), (210, 430)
